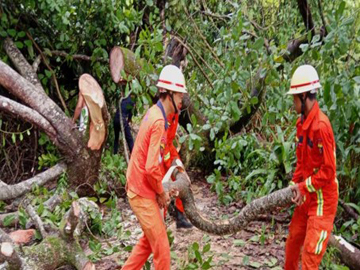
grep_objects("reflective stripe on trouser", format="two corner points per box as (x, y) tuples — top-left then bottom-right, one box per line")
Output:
(122, 195), (170, 270)
(285, 206), (334, 270)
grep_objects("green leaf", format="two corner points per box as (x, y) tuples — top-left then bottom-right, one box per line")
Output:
(352, 76), (360, 84)
(252, 37), (264, 50)
(230, 101), (241, 121)
(249, 261), (261, 268)
(15, 41), (23, 49)
(7, 29), (16, 37)
(192, 242), (199, 251)
(37, 203), (44, 216)
(201, 261), (211, 270)
(3, 215), (15, 227)
(195, 250), (203, 264)
(17, 31), (26, 38)
(202, 243), (211, 253)
(45, 70), (52, 78)
(202, 124), (211, 130)
(233, 239), (246, 247)
(250, 96), (258, 105)
(336, 1), (346, 19)
(0, 30), (7, 37)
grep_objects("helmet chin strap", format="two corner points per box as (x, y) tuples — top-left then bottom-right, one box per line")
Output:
(169, 92), (178, 114)
(299, 93), (308, 124)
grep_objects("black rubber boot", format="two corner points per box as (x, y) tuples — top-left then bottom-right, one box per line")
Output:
(175, 207), (193, 229)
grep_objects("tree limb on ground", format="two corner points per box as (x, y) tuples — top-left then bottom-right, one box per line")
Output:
(0, 194), (62, 228)
(0, 163), (66, 201)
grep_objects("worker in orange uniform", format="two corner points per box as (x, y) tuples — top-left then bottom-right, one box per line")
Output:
(122, 65), (188, 270)
(285, 65), (338, 270)
(163, 112), (193, 229)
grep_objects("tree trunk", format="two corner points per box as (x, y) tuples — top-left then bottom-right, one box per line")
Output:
(0, 39), (110, 196)
(163, 168), (293, 235)
(329, 235), (360, 270)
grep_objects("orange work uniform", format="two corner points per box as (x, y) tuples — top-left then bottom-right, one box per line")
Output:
(122, 101), (170, 270)
(285, 101), (338, 270)
(163, 113), (185, 212)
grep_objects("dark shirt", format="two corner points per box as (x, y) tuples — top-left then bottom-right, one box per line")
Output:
(121, 96), (135, 121)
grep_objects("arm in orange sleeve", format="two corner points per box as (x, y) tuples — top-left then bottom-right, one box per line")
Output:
(291, 129), (303, 186)
(145, 119), (165, 195)
(299, 124), (336, 194)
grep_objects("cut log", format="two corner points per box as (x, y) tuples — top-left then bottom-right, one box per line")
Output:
(109, 46), (143, 83)
(9, 230), (36, 245)
(79, 74), (105, 150)
(109, 46), (125, 83)
(0, 242), (22, 270)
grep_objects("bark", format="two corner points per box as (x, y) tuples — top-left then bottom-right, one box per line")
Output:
(339, 200), (359, 220)
(0, 229), (14, 244)
(0, 95), (57, 140)
(25, 204), (47, 239)
(0, 60), (81, 157)
(229, 68), (267, 135)
(163, 169), (293, 235)
(0, 163), (66, 201)
(21, 236), (94, 270)
(296, 0), (315, 35)
(3, 38), (43, 91)
(0, 242), (22, 270)
(329, 234), (360, 270)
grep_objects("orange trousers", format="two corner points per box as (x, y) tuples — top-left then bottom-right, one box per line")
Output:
(285, 206), (334, 270)
(122, 195), (170, 270)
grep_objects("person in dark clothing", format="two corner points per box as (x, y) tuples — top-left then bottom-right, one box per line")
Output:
(113, 95), (135, 154)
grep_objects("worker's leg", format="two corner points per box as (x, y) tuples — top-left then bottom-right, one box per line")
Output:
(122, 196), (170, 270)
(285, 206), (308, 270)
(302, 215), (334, 270)
(121, 234), (152, 270)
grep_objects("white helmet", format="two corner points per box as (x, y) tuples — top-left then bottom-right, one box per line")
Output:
(156, 65), (187, 93)
(287, 65), (321, 95)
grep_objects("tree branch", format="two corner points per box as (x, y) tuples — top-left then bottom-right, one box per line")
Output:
(0, 163), (67, 201)
(297, 0), (315, 36)
(172, 36), (214, 89)
(317, 0), (327, 35)
(26, 32), (68, 113)
(0, 95), (57, 139)
(25, 204), (47, 239)
(0, 60), (82, 157)
(3, 38), (43, 91)
(184, 6), (225, 68)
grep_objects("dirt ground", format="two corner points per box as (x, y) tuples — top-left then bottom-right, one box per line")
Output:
(92, 174), (291, 270)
